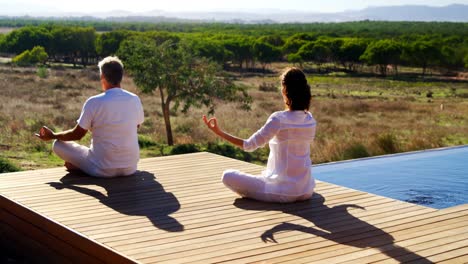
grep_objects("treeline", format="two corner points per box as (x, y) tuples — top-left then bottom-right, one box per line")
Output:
(0, 22), (467, 74)
(1, 18), (468, 37)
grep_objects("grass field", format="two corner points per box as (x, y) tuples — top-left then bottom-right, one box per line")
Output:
(0, 63), (467, 171)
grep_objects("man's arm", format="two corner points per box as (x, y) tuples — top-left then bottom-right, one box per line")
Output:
(35, 124), (88, 141)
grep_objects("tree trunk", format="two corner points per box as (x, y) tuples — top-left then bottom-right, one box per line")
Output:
(159, 87), (174, 146)
(162, 103), (173, 146)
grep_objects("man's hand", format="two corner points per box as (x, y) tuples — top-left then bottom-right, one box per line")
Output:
(35, 126), (55, 141)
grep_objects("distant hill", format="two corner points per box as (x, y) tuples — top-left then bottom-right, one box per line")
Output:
(1, 4), (467, 23)
(345, 4), (468, 22)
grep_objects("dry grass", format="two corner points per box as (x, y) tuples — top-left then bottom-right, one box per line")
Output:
(1, 64), (467, 170)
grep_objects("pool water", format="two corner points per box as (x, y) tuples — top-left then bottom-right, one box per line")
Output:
(313, 146), (468, 209)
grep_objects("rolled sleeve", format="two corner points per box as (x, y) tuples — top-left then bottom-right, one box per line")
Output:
(243, 115), (281, 152)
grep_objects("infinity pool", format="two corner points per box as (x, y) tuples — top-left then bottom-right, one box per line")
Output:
(313, 146), (468, 209)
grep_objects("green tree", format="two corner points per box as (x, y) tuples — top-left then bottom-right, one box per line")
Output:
(298, 41), (332, 72)
(118, 38), (251, 145)
(253, 40), (281, 73)
(257, 35), (284, 47)
(338, 38), (368, 71)
(403, 40), (441, 76)
(50, 27), (96, 67)
(464, 53), (468, 69)
(224, 37), (254, 71)
(190, 38), (232, 66)
(360, 39), (403, 76)
(287, 53), (304, 68)
(96, 30), (134, 56)
(1, 26), (52, 54)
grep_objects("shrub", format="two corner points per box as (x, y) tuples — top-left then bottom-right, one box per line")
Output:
(343, 143), (370, 160)
(170, 144), (201, 155)
(12, 50), (32, 66)
(375, 133), (399, 154)
(37, 66), (48, 78)
(138, 135), (158, 148)
(206, 142), (253, 162)
(12, 46), (48, 66)
(259, 82), (278, 92)
(0, 157), (20, 173)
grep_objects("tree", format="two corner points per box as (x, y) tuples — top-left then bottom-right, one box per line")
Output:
(360, 39), (402, 76)
(190, 38), (232, 67)
(338, 38), (368, 71)
(118, 38), (251, 145)
(298, 41), (332, 72)
(96, 30), (131, 57)
(50, 26), (96, 67)
(0, 26), (52, 54)
(257, 35), (284, 47)
(403, 40), (441, 76)
(464, 53), (468, 69)
(223, 37), (254, 71)
(287, 53), (304, 68)
(252, 40), (281, 73)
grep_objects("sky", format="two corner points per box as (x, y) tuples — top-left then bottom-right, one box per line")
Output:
(0, 0), (467, 15)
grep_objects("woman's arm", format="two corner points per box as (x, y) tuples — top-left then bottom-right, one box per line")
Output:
(203, 115), (244, 148)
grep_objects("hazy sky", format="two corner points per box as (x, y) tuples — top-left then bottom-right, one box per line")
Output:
(1, 0), (467, 14)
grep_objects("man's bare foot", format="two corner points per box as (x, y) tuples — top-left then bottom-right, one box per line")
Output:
(64, 162), (79, 171)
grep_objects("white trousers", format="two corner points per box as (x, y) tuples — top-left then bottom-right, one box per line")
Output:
(222, 169), (313, 203)
(52, 140), (137, 178)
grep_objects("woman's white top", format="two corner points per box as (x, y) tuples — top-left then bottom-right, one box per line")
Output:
(243, 110), (317, 196)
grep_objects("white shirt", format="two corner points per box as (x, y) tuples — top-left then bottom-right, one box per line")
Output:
(243, 111), (317, 196)
(77, 88), (144, 169)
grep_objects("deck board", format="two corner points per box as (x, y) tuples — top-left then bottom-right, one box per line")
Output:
(0, 152), (467, 263)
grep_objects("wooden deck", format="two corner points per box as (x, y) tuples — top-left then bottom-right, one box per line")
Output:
(1, 152), (467, 263)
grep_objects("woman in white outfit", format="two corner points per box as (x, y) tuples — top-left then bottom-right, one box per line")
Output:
(203, 67), (317, 203)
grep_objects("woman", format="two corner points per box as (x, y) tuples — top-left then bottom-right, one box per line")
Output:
(203, 67), (317, 203)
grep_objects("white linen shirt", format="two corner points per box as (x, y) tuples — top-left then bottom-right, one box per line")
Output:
(77, 88), (144, 169)
(243, 110), (317, 196)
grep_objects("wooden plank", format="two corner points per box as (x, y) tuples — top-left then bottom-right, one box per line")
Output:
(407, 248), (468, 264)
(170, 208), (467, 264)
(341, 233), (468, 263)
(275, 220), (468, 264)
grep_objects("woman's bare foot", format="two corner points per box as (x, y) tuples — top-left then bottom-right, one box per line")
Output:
(64, 162), (79, 171)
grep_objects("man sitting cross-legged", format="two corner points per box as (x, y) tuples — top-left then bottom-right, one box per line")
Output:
(36, 56), (144, 177)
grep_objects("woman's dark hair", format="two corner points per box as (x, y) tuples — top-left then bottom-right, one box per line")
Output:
(281, 67), (311, 111)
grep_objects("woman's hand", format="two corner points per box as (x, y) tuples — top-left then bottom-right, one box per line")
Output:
(203, 115), (221, 135)
(35, 126), (55, 141)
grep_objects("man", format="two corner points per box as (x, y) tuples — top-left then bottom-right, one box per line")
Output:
(36, 56), (144, 177)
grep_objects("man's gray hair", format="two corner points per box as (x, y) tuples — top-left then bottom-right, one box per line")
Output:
(98, 56), (124, 86)
(98, 56), (124, 76)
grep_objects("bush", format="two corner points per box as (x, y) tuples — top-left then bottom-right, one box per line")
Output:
(375, 133), (399, 154)
(343, 143), (370, 160)
(259, 82), (278, 92)
(37, 66), (48, 78)
(170, 144), (201, 155)
(206, 142), (253, 162)
(138, 135), (158, 148)
(12, 46), (48, 66)
(0, 157), (20, 173)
